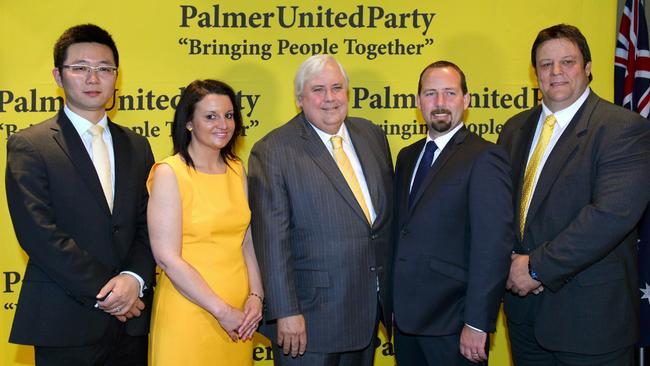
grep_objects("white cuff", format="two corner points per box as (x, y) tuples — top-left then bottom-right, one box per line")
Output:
(465, 323), (485, 333)
(120, 271), (145, 297)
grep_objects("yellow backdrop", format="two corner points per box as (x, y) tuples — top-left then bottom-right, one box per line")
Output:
(0, 1), (616, 365)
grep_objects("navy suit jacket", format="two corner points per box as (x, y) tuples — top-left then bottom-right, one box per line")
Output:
(393, 127), (514, 335)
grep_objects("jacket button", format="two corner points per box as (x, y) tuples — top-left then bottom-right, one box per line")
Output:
(112, 226), (119, 233)
(370, 234), (378, 240)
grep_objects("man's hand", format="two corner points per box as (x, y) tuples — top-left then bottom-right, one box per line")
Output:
(459, 325), (488, 363)
(96, 273), (141, 317)
(506, 254), (543, 296)
(277, 314), (307, 357)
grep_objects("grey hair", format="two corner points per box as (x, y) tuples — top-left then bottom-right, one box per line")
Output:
(294, 54), (349, 102)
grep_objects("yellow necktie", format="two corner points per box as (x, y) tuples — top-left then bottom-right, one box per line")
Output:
(519, 114), (556, 238)
(89, 124), (113, 211)
(331, 135), (371, 223)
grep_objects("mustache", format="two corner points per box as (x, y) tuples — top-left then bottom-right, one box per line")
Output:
(430, 108), (452, 116)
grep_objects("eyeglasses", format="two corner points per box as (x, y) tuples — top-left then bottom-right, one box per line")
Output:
(61, 64), (118, 77)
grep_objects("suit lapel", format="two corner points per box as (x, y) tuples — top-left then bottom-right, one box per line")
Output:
(51, 112), (111, 214)
(348, 120), (382, 226)
(109, 120), (131, 217)
(398, 139), (425, 224)
(408, 127), (469, 214)
(296, 114), (369, 225)
(525, 93), (596, 228)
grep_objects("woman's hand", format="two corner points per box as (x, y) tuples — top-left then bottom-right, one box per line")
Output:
(216, 305), (246, 341)
(237, 294), (263, 340)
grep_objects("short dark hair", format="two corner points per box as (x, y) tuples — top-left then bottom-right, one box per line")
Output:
(54, 24), (119, 69)
(418, 60), (468, 95)
(171, 79), (243, 168)
(531, 24), (593, 82)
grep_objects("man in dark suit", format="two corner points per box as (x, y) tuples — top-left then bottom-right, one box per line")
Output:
(5, 24), (155, 365)
(248, 54), (393, 366)
(392, 60), (514, 365)
(499, 24), (650, 365)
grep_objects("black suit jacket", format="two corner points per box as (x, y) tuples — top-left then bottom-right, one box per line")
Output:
(498, 91), (650, 354)
(249, 113), (393, 353)
(5, 112), (156, 347)
(393, 127), (514, 335)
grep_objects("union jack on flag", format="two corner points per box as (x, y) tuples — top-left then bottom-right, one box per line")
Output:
(615, 0), (650, 118)
(615, 0), (650, 349)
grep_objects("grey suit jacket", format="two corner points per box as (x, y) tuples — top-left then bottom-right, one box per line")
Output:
(498, 91), (650, 354)
(6, 112), (156, 347)
(248, 112), (393, 353)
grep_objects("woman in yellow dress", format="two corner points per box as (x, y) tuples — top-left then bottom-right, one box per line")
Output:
(147, 79), (263, 365)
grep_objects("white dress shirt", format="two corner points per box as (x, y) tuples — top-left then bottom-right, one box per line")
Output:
(522, 87), (590, 215)
(64, 106), (115, 193)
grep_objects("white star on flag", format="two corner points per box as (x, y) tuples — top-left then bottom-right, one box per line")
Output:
(642, 283), (650, 305)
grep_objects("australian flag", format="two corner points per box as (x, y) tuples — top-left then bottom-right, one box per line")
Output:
(615, 0), (650, 348)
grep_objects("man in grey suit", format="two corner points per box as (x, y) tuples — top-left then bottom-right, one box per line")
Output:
(499, 24), (650, 365)
(248, 54), (393, 366)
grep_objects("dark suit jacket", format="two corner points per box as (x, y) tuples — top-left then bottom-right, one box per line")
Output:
(393, 127), (514, 335)
(498, 91), (650, 354)
(5, 112), (156, 347)
(248, 113), (393, 353)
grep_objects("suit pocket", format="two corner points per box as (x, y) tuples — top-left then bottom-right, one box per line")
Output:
(294, 270), (330, 288)
(294, 270), (329, 311)
(576, 259), (625, 286)
(428, 257), (468, 283)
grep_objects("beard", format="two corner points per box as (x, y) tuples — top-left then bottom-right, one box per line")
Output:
(427, 108), (453, 133)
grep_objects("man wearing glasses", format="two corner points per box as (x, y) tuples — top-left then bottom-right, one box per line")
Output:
(5, 24), (155, 365)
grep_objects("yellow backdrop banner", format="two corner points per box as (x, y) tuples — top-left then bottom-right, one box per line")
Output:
(0, 1), (616, 365)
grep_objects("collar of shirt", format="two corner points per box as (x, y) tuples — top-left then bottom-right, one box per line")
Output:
(541, 87), (590, 129)
(64, 105), (110, 138)
(425, 122), (464, 151)
(308, 120), (352, 155)
(63, 105), (115, 190)
(307, 118), (377, 223)
(409, 123), (464, 191)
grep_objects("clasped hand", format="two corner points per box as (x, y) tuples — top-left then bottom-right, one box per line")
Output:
(217, 295), (263, 342)
(506, 254), (544, 296)
(96, 273), (144, 322)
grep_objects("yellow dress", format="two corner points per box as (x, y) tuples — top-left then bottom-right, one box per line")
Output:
(147, 154), (252, 365)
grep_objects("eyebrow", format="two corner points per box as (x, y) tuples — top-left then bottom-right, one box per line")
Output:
(538, 55), (578, 62)
(204, 109), (234, 113)
(422, 87), (458, 92)
(66, 59), (115, 65)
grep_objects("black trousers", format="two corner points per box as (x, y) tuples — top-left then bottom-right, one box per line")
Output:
(507, 319), (634, 366)
(394, 326), (487, 366)
(273, 297), (383, 366)
(35, 319), (147, 366)
(272, 339), (376, 366)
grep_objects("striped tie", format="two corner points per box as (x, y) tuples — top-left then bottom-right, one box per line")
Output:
(519, 114), (556, 238)
(331, 135), (371, 223)
(89, 124), (113, 211)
